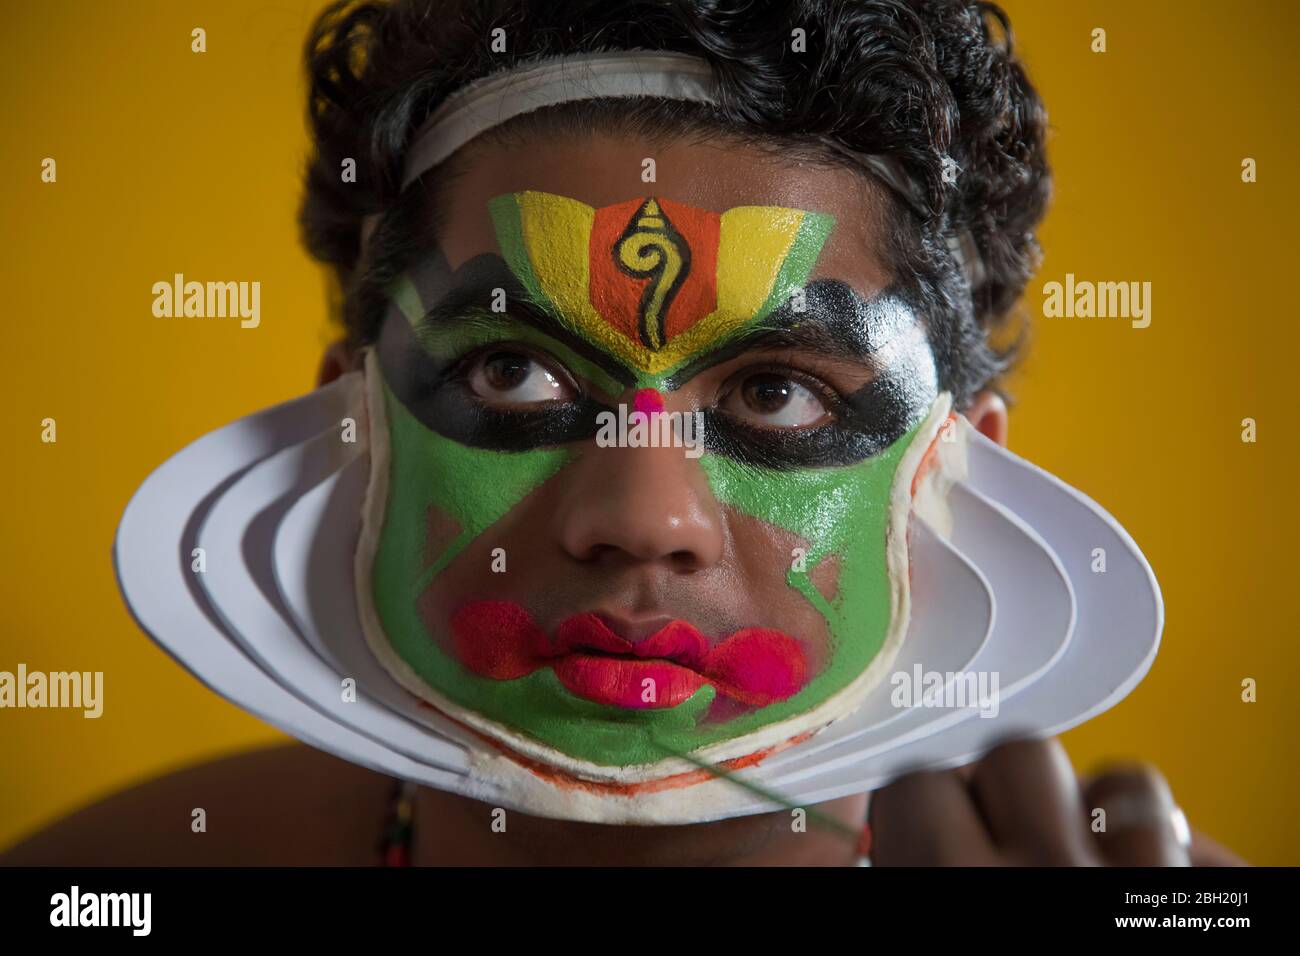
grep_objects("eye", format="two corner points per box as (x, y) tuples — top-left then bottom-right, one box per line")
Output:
(464, 348), (575, 406)
(720, 372), (832, 429)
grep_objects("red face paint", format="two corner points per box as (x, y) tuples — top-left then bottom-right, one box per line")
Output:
(631, 388), (665, 421)
(449, 601), (808, 711)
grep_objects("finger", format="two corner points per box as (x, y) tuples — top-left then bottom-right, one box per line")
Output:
(1083, 763), (1189, 866)
(969, 737), (1099, 865)
(870, 767), (998, 865)
(952, 760), (978, 784)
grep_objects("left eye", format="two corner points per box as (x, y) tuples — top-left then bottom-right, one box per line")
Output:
(464, 349), (574, 406)
(721, 373), (831, 429)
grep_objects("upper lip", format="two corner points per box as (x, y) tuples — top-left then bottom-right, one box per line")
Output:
(591, 611), (675, 642)
(554, 613), (709, 671)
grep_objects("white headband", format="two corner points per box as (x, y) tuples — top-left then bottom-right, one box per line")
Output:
(368, 50), (985, 286)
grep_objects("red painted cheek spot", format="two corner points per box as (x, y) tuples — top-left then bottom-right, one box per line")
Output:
(632, 388), (666, 421)
(704, 628), (808, 707)
(450, 601), (548, 680)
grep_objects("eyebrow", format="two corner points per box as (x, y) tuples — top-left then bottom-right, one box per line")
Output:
(664, 280), (929, 387)
(404, 253), (636, 398)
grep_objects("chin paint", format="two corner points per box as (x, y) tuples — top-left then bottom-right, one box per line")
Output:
(356, 191), (948, 781)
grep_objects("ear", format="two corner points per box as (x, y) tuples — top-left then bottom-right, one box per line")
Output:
(317, 339), (360, 387)
(963, 389), (1008, 447)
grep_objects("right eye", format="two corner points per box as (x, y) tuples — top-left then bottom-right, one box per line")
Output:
(463, 348), (575, 407)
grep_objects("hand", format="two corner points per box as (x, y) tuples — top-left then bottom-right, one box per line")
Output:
(868, 737), (1245, 866)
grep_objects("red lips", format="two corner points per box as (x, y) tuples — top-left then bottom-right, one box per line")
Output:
(449, 601), (808, 710)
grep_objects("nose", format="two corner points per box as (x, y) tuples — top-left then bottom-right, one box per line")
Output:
(555, 427), (725, 571)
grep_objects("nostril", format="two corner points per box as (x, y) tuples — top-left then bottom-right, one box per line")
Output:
(668, 549), (703, 572)
(572, 541), (705, 568)
(588, 543), (618, 563)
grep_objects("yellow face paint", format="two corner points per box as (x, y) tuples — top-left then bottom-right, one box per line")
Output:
(488, 191), (835, 385)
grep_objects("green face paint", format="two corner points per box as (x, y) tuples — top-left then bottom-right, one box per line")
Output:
(358, 191), (945, 780)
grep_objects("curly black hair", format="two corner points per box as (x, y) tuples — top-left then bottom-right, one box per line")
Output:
(299, 0), (1050, 409)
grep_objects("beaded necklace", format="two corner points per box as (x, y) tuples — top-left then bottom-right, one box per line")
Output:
(378, 779), (417, 867)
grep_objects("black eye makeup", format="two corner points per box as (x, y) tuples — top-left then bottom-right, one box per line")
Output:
(377, 253), (939, 465)
(688, 281), (940, 469)
(378, 288), (611, 450)
(700, 370), (929, 469)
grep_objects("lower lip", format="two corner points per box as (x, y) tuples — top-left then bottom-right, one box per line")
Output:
(552, 655), (707, 710)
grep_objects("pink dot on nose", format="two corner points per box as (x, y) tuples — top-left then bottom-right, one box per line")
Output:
(633, 388), (665, 417)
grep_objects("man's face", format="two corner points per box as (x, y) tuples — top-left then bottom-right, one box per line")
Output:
(365, 135), (941, 772)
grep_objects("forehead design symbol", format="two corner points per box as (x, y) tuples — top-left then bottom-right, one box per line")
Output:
(488, 191), (834, 379)
(607, 198), (704, 351)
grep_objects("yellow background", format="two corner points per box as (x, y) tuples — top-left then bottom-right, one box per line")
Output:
(1, 1), (1295, 863)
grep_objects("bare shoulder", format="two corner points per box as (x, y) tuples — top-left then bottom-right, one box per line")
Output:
(1, 743), (395, 866)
